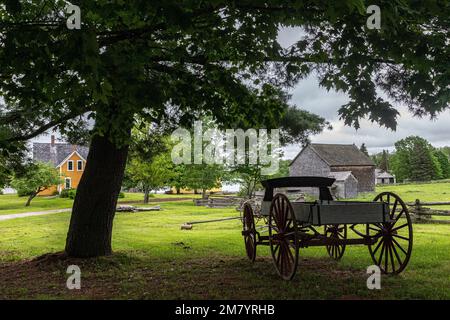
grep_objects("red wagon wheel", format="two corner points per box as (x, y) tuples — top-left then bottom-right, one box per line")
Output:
(242, 202), (257, 262)
(324, 224), (347, 260)
(367, 192), (413, 274)
(268, 194), (299, 280)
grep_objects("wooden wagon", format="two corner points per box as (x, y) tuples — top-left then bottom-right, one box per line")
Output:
(241, 177), (413, 280)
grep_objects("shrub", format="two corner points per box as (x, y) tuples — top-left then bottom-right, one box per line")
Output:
(68, 189), (77, 199)
(118, 192), (125, 199)
(60, 188), (72, 198)
(52, 190), (59, 196)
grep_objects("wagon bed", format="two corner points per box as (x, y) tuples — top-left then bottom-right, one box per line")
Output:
(260, 200), (391, 225)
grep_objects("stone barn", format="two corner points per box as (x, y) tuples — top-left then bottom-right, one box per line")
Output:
(289, 144), (375, 197)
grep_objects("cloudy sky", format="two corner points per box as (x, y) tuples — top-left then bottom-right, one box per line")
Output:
(278, 27), (450, 159)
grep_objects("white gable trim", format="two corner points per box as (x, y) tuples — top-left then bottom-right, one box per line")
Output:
(56, 151), (87, 168)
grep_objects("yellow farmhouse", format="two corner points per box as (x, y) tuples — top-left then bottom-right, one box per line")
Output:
(33, 136), (89, 196)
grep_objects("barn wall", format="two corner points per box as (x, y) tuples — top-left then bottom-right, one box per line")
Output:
(289, 147), (331, 198)
(345, 175), (359, 198)
(289, 146), (330, 177)
(332, 166), (375, 192)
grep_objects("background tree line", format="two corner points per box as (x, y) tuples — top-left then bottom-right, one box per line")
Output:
(370, 136), (450, 182)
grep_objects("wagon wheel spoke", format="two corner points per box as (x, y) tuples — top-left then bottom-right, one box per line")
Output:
(391, 240), (404, 266)
(390, 222), (409, 233)
(273, 243), (280, 256)
(368, 226), (382, 233)
(394, 209), (405, 221)
(392, 234), (410, 241)
(389, 242), (396, 272)
(391, 237), (408, 255)
(372, 238), (384, 256)
(376, 240), (386, 267)
(276, 244), (282, 266)
(391, 199), (398, 219)
(384, 240), (390, 272)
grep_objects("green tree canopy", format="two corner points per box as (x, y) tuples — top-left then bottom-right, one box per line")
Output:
(433, 149), (450, 179)
(390, 136), (442, 182)
(126, 152), (173, 203)
(10, 162), (61, 206)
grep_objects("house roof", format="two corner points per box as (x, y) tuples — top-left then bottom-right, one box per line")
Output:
(375, 169), (394, 178)
(328, 171), (355, 182)
(290, 143), (375, 167)
(33, 143), (89, 167)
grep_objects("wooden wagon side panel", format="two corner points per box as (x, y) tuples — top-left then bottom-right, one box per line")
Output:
(309, 202), (390, 225)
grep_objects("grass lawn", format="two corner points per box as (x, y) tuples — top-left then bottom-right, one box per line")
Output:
(355, 181), (450, 206)
(353, 181), (450, 221)
(0, 195), (449, 299)
(0, 192), (199, 215)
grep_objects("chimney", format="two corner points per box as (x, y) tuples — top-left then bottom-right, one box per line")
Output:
(51, 135), (55, 146)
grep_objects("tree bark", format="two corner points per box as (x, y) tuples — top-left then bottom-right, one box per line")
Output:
(65, 133), (130, 257)
(25, 192), (37, 206)
(143, 186), (150, 204)
(202, 188), (207, 199)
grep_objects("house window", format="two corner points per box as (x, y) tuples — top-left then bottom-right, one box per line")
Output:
(65, 178), (71, 189)
(77, 160), (83, 171)
(67, 160), (74, 171)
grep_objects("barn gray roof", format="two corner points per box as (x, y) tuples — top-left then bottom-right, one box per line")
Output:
(33, 143), (89, 167)
(290, 143), (375, 167)
(328, 171), (355, 181)
(375, 169), (394, 178)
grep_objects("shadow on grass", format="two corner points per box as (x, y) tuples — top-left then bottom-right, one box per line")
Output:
(0, 251), (388, 300)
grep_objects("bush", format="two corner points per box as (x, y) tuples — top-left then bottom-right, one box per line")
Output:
(0, 190), (3, 195)
(60, 188), (73, 198)
(118, 192), (125, 199)
(51, 190), (59, 196)
(68, 189), (77, 199)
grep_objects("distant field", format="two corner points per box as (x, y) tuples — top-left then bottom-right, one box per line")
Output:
(354, 182), (450, 221)
(0, 192), (200, 215)
(355, 181), (450, 205)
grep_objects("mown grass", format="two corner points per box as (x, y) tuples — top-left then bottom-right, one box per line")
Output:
(0, 192), (199, 215)
(355, 181), (450, 207)
(0, 198), (449, 299)
(353, 182), (450, 221)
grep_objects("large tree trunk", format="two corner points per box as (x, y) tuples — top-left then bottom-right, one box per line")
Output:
(65, 133), (129, 257)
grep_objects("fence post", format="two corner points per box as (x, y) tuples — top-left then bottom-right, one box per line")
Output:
(414, 199), (421, 222)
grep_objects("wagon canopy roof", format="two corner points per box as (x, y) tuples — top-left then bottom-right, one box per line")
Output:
(261, 176), (335, 189)
(290, 144), (375, 167)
